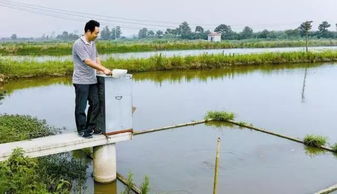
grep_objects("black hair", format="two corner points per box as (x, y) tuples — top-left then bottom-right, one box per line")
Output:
(84, 20), (100, 33)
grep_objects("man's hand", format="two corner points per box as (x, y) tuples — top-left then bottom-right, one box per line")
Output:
(103, 68), (112, 75)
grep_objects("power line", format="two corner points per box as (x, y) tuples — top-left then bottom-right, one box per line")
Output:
(1, 0), (184, 25)
(0, 0), (178, 28)
(0, 2), (155, 30)
(0, 0), (310, 31)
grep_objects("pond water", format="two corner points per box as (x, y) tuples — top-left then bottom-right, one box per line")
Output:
(1, 62), (337, 193)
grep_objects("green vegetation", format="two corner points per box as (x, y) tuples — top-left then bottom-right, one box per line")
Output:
(0, 149), (52, 194)
(121, 172), (150, 194)
(2, 51), (337, 80)
(140, 176), (150, 194)
(0, 114), (56, 143)
(303, 135), (327, 148)
(1, 39), (337, 56)
(0, 149), (87, 194)
(0, 114), (87, 193)
(204, 111), (235, 121)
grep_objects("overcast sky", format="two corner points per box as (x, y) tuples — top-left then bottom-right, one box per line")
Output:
(1, 0), (336, 38)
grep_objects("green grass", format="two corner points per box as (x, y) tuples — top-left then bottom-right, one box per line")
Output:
(204, 111), (235, 121)
(303, 135), (327, 147)
(2, 51), (337, 80)
(1, 39), (337, 56)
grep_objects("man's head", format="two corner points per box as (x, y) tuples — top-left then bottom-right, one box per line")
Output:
(84, 20), (100, 41)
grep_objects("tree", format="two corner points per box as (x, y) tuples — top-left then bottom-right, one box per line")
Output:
(214, 24), (235, 39)
(56, 31), (79, 41)
(240, 26), (253, 39)
(257, 29), (269, 39)
(299, 21), (313, 52)
(115, 26), (121, 39)
(195, 26), (204, 33)
(147, 30), (155, 37)
(285, 29), (300, 39)
(138, 28), (148, 39)
(10, 34), (17, 40)
(156, 30), (163, 37)
(318, 21), (331, 38)
(177, 21), (192, 39)
(110, 26), (122, 40)
(100, 26), (111, 40)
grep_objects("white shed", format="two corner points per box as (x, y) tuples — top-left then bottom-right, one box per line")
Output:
(208, 32), (221, 42)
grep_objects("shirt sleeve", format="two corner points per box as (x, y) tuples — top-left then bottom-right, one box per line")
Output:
(74, 43), (90, 62)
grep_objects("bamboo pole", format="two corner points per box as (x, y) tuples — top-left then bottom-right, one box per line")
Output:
(315, 183), (337, 194)
(116, 172), (142, 194)
(134, 120), (209, 135)
(225, 120), (335, 152)
(213, 137), (221, 194)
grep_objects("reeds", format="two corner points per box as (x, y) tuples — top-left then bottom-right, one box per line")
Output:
(1, 39), (337, 56)
(1, 51), (337, 79)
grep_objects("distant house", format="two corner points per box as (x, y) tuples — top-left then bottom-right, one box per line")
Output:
(208, 32), (221, 42)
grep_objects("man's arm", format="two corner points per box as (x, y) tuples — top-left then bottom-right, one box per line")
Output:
(84, 58), (111, 75)
(95, 57), (104, 74)
(96, 57), (102, 65)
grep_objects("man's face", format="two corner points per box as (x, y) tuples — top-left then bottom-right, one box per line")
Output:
(88, 27), (100, 41)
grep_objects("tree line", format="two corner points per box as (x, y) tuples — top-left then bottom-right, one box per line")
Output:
(4, 21), (337, 41)
(137, 21), (337, 40)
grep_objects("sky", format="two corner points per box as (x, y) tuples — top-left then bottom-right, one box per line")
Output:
(0, 0), (336, 38)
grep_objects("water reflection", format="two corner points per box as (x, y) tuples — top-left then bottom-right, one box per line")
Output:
(205, 120), (236, 128)
(304, 146), (327, 157)
(0, 91), (5, 105)
(133, 63), (322, 84)
(0, 63), (322, 95)
(94, 181), (117, 194)
(301, 67), (308, 103)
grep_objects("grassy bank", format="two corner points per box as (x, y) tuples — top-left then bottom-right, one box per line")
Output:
(1, 51), (337, 80)
(1, 39), (337, 56)
(0, 114), (87, 193)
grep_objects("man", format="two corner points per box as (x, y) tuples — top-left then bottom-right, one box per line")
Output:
(72, 20), (112, 138)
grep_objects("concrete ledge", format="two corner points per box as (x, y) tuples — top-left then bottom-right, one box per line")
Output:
(0, 132), (132, 161)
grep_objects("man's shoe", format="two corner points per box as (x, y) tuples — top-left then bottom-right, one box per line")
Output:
(81, 131), (93, 139)
(78, 131), (85, 136)
(93, 130), (103, 135)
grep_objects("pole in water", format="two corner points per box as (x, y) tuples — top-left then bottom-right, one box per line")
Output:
(213, 137), (221, 194)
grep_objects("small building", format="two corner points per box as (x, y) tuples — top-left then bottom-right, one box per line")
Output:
(208, 32), (221, 42)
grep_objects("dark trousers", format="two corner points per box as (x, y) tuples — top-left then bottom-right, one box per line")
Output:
(74, 84), (99, 133)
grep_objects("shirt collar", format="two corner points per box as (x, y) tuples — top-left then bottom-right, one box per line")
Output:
(80, 36), (92, 45)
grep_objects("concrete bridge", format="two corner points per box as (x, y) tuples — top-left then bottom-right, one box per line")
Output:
(0, 131), (133, 183)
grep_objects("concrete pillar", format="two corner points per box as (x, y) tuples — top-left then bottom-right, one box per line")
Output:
(93, 144), (116, 183)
